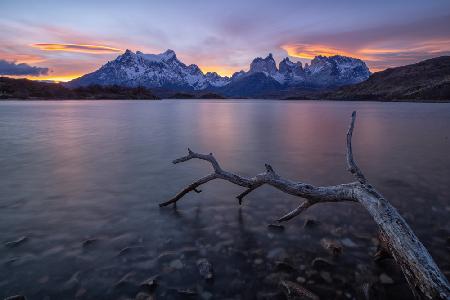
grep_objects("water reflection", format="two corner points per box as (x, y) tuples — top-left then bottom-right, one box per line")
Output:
(0, 100), (449, 300)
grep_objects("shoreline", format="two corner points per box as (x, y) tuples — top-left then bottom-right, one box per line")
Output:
(1, 98), (450, 103)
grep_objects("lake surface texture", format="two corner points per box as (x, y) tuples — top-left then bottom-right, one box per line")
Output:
(0, 100), (449, 300)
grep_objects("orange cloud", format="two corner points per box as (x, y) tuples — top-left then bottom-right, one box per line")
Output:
(281, 44), (358, 60)
(282, 39), (450, 72)
(0, 53), (46, 64)
(31, 43), (122, 54)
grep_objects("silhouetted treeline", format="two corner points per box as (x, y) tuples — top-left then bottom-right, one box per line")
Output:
(0, 77), (159, 100)
(168, 92), (225, 99)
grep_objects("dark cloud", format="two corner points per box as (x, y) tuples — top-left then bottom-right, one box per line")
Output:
(0, 60), (49, 76)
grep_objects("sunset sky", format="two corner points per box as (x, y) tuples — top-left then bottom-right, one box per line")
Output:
(1, 0), (450, 81)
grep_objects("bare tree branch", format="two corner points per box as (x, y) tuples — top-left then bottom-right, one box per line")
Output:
(159, 173), (217, 207)
(236, 183), (263, 205)
(276, 200), (312, 222)
(346, 111), (367, 184)
(160, 111), (450, 299)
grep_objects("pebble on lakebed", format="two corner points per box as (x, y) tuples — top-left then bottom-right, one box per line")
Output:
(197, 258), (214, 279)
(169, 259), (184, 270)
(320, 238), (343, 257)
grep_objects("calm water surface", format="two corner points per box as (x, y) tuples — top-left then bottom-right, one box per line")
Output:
(0, 100), (449, 300)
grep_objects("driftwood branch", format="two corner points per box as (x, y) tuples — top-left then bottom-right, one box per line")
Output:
(160, 111), (450, 299)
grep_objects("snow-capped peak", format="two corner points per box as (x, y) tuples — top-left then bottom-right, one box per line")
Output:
(69, 49), (231, 90)
(69, 49), (370, 92)
(134, 49), (177, 63)
(249, 53), (278, 75)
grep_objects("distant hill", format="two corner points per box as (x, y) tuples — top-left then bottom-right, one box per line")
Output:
(0, 77), (159, 100)
(325, 56), (450, 101)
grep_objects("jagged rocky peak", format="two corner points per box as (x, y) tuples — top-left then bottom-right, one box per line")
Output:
(117, 49), (135, 60)
(206, 72), (224, 80)
(249, 53), (278, 75)
(205, 72), (230, 87)
(279, 57), (303, 75)
(187, 64), (202, 75)
(134, 49), (178, 63)
(306, 54), (371, 84)
(161, 49), (176, 59)
(231, 70), (246, 81)
(115, 49), (178, 64)
(308, 55), (369, 73)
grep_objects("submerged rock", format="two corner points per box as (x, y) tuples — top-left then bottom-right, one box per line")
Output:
(135, 292), (154, 300)
(267, 248), (288, 261)
(296, 276), (306, 283)
(197, 258), (213, 279)
(279, 280), (320, 300)
(311, 257), (335, 269)
(341, 238), (358, 248)
(176, 288), (197, 296)
(319, 271), (332, 284)
(320, 238), (343, 257)
(4, 296), (27, 300)
(275, 261), (296, 273)
(140, 275), (159, 292)
(82, 238), (99, 248)
(118, 246), (146, 256)
(4, 236), (28, 247)
(169, 259), (184, 270)
(200, 291), (213, 300)
(304, 219), (318, 228)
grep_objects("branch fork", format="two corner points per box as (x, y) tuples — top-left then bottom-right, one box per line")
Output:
(159, 111), (449, 299)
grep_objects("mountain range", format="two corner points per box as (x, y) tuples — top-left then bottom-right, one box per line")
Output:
(2, 52), (449, 101)
(68, 49), (371, 97)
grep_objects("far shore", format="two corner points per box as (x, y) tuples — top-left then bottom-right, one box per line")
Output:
(1, 98), (450, 103)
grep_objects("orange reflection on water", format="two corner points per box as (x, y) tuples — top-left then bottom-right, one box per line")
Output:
(195, 101), (238, 155)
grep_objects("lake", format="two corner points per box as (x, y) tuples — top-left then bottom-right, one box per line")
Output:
(0, 100), (449, 300)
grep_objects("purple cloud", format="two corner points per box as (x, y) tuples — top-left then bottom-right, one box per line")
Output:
(0, 60), (49, 76)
